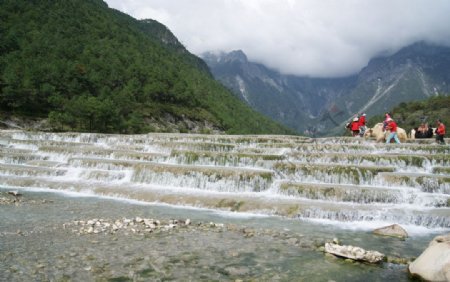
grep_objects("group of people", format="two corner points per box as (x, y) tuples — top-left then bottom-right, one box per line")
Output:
(382, 113), (446, 144)
(410, 120), (447, 145)
(347, 113), (367, 137)
(346, 112), (446, 144)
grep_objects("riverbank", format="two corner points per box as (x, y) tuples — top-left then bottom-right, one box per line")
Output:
(0, 188), (441, 281)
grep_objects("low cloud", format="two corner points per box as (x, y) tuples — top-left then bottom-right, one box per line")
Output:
(105, 0), (450, 77)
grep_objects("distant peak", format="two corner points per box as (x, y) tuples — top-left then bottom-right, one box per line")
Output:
(227, 50), (248, 62)
(201, 50), (248, 64)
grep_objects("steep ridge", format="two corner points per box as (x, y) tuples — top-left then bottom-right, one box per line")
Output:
(0, 0), (289, 134)
(0, 130), (449, 230)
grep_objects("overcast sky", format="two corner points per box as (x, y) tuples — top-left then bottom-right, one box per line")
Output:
(105, 0), (450, 78)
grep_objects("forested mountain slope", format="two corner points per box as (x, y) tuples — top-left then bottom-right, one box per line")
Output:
(0, 0), (291, 134)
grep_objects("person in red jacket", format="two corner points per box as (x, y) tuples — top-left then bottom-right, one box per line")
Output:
(350, 117), (360, 137)
(435, 119), (446, 144)
(385, 118), (401, 143)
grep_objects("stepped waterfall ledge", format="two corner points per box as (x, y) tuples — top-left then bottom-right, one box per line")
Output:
(1, 130), (449, 230)
(1, 129), (450, 281)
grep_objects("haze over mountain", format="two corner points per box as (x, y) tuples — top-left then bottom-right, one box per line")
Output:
(105, 0), (450, 78)
(202, 42), (450, 135)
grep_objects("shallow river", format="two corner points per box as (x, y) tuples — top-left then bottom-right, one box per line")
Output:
(0, 187), (442, 281)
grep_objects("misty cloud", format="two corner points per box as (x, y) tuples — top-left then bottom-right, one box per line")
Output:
(105, 0), (450, 77)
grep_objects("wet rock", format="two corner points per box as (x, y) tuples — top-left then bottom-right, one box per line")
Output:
(324, 243), (385, 264)
(0, 195), (17, 205)
(287, 237), (299, 245)
(373, 224), (408, 239)
(408, 233), (450, 281)
(209, 222), (224, 228)
(332, 238), (340, 245)
(223, 265), (250, 276)
(67, 217), (208, 236)
(178, 218), (191, 226)
(7, 190), (21, 196)
(242, 228), (255, 238)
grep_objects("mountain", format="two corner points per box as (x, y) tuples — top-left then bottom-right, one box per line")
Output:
(202, 42), (450, 136)
(334, 42), (450, 134)
(0, 0), (291, 135)
(201, 50), (356, 135)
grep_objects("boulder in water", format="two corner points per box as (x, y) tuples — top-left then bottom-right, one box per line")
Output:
(324, 242), (385, 263)
(408, 233), (450, 281)
(373, 224), (408, 239)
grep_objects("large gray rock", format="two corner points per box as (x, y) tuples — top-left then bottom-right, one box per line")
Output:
(373, 224), (408, 239)
(324, 243), (385, 264)
(409, 233), (450, 281)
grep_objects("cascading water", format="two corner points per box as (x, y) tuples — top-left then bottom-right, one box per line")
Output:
(2, 129), (450, 281)
(0, 129), (449, 231)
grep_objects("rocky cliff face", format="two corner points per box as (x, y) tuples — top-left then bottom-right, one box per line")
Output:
(202, 50), (356, 135)
(202, 42), (450, 136)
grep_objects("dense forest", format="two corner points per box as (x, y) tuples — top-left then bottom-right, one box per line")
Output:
(0, 0), (292, 134)
(368, 95), (450, 131)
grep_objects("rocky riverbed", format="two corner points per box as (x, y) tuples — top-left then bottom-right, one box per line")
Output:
(0, 189), (440, 281)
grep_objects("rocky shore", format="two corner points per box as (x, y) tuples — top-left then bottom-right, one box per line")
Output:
(0, 190), (438, 281)
(0, 190), (322, 281)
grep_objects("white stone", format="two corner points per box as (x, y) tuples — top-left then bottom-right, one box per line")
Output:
(373, 224), (408, 239)
(324, 243), (384, 264)
(409, 233), (450, 281)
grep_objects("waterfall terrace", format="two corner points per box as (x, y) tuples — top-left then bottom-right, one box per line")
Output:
(0, 130), (449, 280)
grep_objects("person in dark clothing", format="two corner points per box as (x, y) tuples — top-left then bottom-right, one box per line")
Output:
(415, 123), (433, 138)
(358, 113), (367, 137)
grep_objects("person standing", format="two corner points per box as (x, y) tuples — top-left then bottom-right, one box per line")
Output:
(351, 117), (360, 137)
(383, 112), (391, 131)
(385, 118), (401, 144)
(435, 119), (446, 144)
(358, 113), (367, 137)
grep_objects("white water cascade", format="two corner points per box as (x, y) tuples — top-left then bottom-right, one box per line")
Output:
(1, 130), (449, 231)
